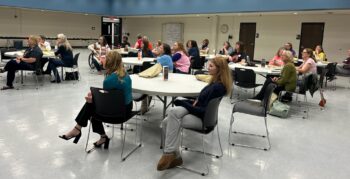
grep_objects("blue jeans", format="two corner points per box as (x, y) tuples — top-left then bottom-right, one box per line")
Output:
(47, 59), (69, 81)
(4, 59), (35, 87)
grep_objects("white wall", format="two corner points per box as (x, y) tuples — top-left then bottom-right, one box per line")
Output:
(123, 13), (350, 63)
(0, 7), (101, 47)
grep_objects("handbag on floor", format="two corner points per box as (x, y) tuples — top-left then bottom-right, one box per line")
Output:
(65, 71), (79, 80)
(269, 100), (290, 118)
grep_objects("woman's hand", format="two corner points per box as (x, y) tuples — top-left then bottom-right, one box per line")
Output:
(85, 91), (92, 103)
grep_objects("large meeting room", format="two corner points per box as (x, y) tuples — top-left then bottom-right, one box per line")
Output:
(0, 0), (350, 178)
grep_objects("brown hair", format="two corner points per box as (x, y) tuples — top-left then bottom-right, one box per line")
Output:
(303, 48), (316, 62)
(175, 42), (188, 56)
(276, 47), (285, 57)
(209, 57), (233, 95)
(104, 50), (126, 80)
(28, 35), (40, 46)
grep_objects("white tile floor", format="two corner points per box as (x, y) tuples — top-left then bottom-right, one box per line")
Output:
(1, 49), (350, 179)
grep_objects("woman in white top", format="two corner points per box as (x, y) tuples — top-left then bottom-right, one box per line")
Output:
(88, 36), (110, 74)
(39, 35), (52, 72)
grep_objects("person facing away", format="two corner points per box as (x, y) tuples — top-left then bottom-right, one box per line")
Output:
(269, 47), (285, 67)
(134, 34), (142, 49)
(335, 48), (350, 75)
(172, 42), (190, 74)
(59, 50), (132, 149)
(45, 33), (74, 83)
(157, 56), (232, 171)
(88, 35), (111, 74)
(186, 40), (201, 68)
(0, 35), (43, 90)
(156, 43), (173, 71)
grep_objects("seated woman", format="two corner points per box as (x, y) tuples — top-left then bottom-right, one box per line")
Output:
(336, 48), (350, 75)
(38, 35), (52, 72)
(88, 35), (110, 75)
(152, 40), (162, 57)
(297, 48), (317, 74)
(200, 39), (210, 54)
(253, 50), (297, 100)
(269, 47), (285, 67)
(172, 42), (190, 74)
(133, 39), (154, 73)
(187, 40), (201, 69)
(59, 50), (132, 148)
(156, 43), (173, 71)
(45, 34), (74, 83)
(228, 41), (247, 63)
(313, 45), (326, 62)
(157, 57), (232, 171)
(0, 35), (43, 90)
(284, 42), (297, 57)
(134, 34), (143, 49)
(219, 41), (234, 55)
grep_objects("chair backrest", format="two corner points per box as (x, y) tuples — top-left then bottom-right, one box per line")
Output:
(202, 97), (223, 132)
(234, 68), (256, 87)
(73, 53), (80, 67)
(262, 83), (277, 116)
(190, 56), (203, 69)
(325, 62), (337, 77)
(141, 61), (154, 71)
(90, 87), (126, 123)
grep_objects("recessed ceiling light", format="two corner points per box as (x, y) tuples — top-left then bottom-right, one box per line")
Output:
(84, 14), (88, 16)
(196, 14), (200, 17)
(293, 12), (298, 15)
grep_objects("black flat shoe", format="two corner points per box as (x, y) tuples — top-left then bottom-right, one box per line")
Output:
(93, 136), (110, 149)
(51, 80), (61, 83)
(1, 86), (14, 90)
(59, 127), (82, 144)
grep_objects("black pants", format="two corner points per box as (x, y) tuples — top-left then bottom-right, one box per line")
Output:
(41, 57), (49, 71)
(254, 78), (285, 100)
(4, 59), (35, 87)
(75, 102), (133, 135)
(92, 57), (103, 71)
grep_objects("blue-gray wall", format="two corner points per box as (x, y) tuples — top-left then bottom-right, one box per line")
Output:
(1, 0), (350, 16)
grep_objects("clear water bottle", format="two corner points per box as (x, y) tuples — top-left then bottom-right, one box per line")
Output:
(137, 49), (142, 60)
(163, 66), (169, 81)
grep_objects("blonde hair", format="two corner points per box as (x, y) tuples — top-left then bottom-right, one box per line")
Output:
(282, 50), (294, 63)
(105, 50), (125, 80)
(209, 57), (233, 95)
(57, 33), (73, 51)
(28, 35), (40, 46)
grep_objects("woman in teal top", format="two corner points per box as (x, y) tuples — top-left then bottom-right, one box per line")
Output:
(59, 50), (132, 149)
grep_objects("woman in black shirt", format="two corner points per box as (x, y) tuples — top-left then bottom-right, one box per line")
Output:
(46, 33), (74, 83)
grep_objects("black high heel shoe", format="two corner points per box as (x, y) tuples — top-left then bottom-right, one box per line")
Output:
(59, 127), (82, 144)
(93, 136), (110, 149)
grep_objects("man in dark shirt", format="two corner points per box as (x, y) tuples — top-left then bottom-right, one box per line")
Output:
(335, 49), (350, 75)
(0, 35), (43, 90)
(121, 36), (131, 48)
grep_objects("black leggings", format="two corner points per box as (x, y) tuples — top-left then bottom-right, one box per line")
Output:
(75, 102), (133, 135)
(254, 78), (285, 100)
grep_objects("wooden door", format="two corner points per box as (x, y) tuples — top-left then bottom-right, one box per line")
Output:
(239, 23), (256, 60)
(298, 23), (325, 58)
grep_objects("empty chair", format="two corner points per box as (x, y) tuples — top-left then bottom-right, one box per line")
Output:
(233, 67), (262, 98)
(229, 83), (276, 151)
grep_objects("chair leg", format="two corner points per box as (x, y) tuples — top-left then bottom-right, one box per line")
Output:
(85, 121), (94, 153)
(121, 118), (142, 161)
(177, 135), (209, 176)
(229, 114), (271, 151)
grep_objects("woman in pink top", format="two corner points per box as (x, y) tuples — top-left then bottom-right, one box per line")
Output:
(172, 42), (190, 73)
(269, 47), (285, 66)
(297, 48), (317, 74)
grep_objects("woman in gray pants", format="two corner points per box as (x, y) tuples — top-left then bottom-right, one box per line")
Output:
(157, 57), (233, 171)
(336, 49), (350, 75)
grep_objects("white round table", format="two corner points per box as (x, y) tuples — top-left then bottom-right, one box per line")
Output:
(130, 73), (207, 118)
(122, 57), (155, 66)
(5, 50), (56, 58)
(229, 62), (281, 75)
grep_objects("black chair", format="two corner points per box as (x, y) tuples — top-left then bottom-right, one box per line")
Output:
(233, 68), (262, 98)
(175, 97), (223, 176)
(86, 87), (142, 161)
(324, 62), (337, 90)
(229, 83), (276, 151)
(19, 53), (43, 89)
(88, 52), (95, 69)
(61, 53), (80, 81)
(190, 56), (203, 74)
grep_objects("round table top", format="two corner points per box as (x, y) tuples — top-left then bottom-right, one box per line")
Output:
(229, 62), (282, 75)
(130, 73), (207, 96)
(4, 50), (56, 58)
(122, 57), (155, 66)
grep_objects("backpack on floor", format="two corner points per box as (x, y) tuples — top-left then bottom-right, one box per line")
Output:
(269, 100), (290, 118)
